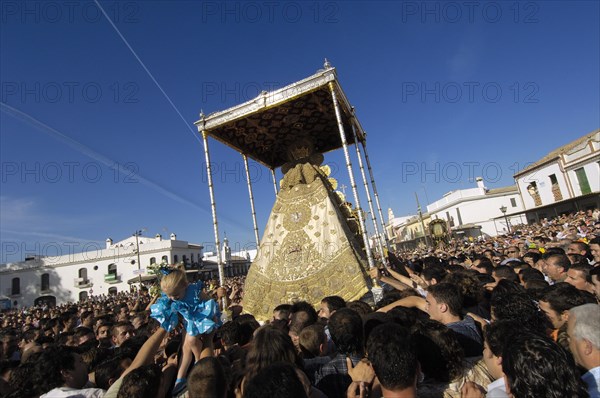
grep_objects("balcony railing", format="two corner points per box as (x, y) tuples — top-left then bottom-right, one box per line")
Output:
(104, 273), (121, 283)
(74, 277), (93, 288)
(4, 288), (21, 297)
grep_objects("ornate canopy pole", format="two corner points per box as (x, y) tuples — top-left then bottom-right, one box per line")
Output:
(328, 82), (375, 270)
(270, 168), (279, 196)
(352, 122), (386, 264)
(199, 116), (225, 288)
(360, 138), (390, 252)
(243, 154), (260, 248)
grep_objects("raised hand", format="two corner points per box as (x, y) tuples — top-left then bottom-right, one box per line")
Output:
(346, 357), (375, 384)
(461, 381), (486, 398)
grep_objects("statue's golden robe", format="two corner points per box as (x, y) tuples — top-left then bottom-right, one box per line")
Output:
(242, 160), (371, 321)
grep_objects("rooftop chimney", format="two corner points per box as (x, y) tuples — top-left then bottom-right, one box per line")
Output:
(476, 177), (486, 190)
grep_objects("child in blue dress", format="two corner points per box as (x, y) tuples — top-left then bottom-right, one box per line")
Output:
(150, 267), (221, 391)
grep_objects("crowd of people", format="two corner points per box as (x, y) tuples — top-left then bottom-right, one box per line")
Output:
(0, 209), (599, 398)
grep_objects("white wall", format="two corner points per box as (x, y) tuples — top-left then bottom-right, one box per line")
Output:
(0, 237), (203, 307)
(567, 161), (600, 195)
(428, 191), (525, 237)
(516, 162), (571, 210)
(427, 187), (485, 212)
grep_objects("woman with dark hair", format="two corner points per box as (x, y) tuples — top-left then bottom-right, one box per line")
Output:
(414, 320), (466, 384)
(413, 320), (492, 397)
(241, 325), (316, 397)
(490, 292), (551, 337)
(502, 332), (589, 398)
(243, 362), (308, 398)
(244, 325), (302, 380)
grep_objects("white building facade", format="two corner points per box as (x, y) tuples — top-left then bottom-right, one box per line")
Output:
(514, 130), (600, 223)
(201, 237), (255, 278)
(387, 131), (599, 248)
(385, 211), (416, 243)
(425, 178), (527, 237)
(0, 233), (202, 308)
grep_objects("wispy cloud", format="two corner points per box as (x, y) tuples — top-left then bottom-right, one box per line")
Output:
(449, 43), (477, 77)
(0, 196), (36, 224)
(0, 105), (247, 235)
(93, 0), (202, 146)
(1, 228), (102, 245)
(0, 196), (98, 240)
(0, 196), (106, 262)
(1, 103), (210, 214)
(447, 33), (484, 80)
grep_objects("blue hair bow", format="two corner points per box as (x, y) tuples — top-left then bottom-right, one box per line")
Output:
(160, 266), (172, 275)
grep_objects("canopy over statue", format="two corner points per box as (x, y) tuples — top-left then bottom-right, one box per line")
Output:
(195, 62), (388, 321)
(195, 64), (365, 169)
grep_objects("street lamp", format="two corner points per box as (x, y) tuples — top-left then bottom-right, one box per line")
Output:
(415, 192), (430, 248)
(499, 206), (510, 233)
(133, 230), (143, 286)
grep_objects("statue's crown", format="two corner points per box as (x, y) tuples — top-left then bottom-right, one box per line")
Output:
(287, 139), (314, 161)
(290, 144), (311, 159)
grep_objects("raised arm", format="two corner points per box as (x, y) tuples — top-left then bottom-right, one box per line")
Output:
(145, 294), (160, 311)
(370, 267), (415, 291)
(379, 276), (413, 291)
(385, 266), (416, 287)
(376, 295), (427, 313)
(122, 327), (168, 378)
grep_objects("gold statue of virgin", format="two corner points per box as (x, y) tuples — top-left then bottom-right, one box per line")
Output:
(242, 139), (371, 320)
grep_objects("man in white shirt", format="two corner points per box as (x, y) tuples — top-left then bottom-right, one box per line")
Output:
(567, 304), (600, 398)
(461, 320), (520, 398)
(37, 346), (104, 398)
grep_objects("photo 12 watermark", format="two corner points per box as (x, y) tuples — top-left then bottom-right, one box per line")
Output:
(1, 241), (105, 264)
(200, 241), (258, 256)
(1, 161), (140, 184)
(399, 1), (540, 24)
(200, 240), (343, 262)
(1, 1), (141, 24)
(199, 1), (340, 24)
(399, 161), (535, 184)
(400, 81), (540, 104)
(1, 81), (140, 104)
(201, 81), (283, 104)
(200, 161), (341, 184)
(0, 240), (173, 265)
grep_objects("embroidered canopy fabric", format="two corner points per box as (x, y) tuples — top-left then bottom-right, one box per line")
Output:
(195, 67), (366, 169)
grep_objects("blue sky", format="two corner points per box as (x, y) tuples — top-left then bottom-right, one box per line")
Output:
(1, 0), (599, 262)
